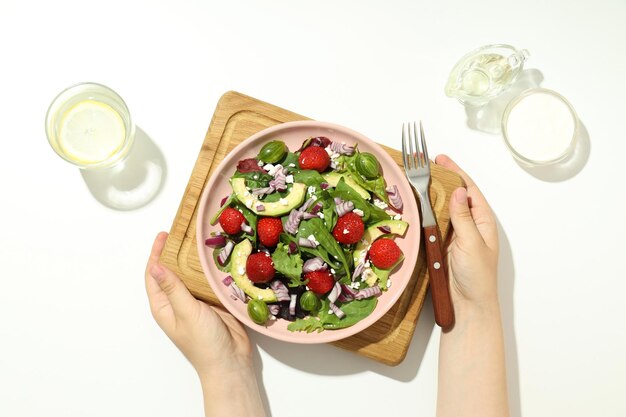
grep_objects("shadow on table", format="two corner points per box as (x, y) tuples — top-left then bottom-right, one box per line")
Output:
(81, 127), (167, 210)
(252, 303), (435, 381)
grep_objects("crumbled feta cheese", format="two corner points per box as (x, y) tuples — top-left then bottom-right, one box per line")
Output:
(361, 268), (375, 282)
(350, 281), (360, 289)
(270, 315), (277, 320)
(373, 199), (388, 209)
(285, 174), (294, 184)
(245, 200), (253, 208)
(328, 309), (334, 314)
(263, 163), (274, 172)
(318, 213), (325, 219)
(342, 228), (349, 235)
(324, 146), (333, 156)
(330, 268), (336, 274)
(393, 214), (402, 220)
(307, 185), (316, 196)
(253, 175), (258, 180)
(307, 234), (320, 246)
(353, 208), (364, 217)
(311, 194), (317, 201)
(364, 260), (370, 268)
(257, 160), (264, 166)
(289, 163), (295, 167)
(238, 266), (245, 275)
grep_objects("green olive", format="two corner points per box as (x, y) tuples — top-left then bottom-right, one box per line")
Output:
(355, 152), (380, 179)
(258, 140), (288, 164)
(299, 290), (321, 312)
(247, 299), (270, 325)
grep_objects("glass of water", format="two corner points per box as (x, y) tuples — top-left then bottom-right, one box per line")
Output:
(45, 82), (135, 169)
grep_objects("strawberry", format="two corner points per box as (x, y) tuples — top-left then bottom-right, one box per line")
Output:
(219, 207), (246, 235)
(304, 270), (335, 295)
(368, 238), (402, 269)
(246, 252), (275, 283)
(332, 212), (365, 245)
(298, 145), (331, 172)
(257, 217), (283, 247)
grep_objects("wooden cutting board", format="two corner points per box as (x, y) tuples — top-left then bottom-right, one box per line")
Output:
(159, 91), (463, 366)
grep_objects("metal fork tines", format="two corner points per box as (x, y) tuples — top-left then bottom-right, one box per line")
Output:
(401, 121), (435, 228)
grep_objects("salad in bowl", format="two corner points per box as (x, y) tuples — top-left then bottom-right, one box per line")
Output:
(197, 121), (420, 343)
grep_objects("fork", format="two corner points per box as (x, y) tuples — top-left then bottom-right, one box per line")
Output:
(402, 121), (454, 328)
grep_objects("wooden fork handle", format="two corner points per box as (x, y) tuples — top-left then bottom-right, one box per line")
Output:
(424, 225), (455, 328)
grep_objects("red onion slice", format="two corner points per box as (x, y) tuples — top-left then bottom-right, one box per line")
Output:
(303, 257), (327, 273)
(205, 235), (226, 247)
(340, 284), (359, 298)
(386, 185), (403, 212)
(328, 282), (341, 304)
(220, 196), (229, 207)
(230, 283), (246, 302)
(329, 302), (345, 319)
(301, 212), (319, 220)
(335, 200), (355, 217)
(289, 294), (297, 316)
(218, 241), (234, 265)
(355, 285), (382, 300)
(351, 263), (365, 280)
(298, 237), (317, 248)
(284, 209), (302, 234)
(377, 225), (392, 234)
(310, 202), (323, 214)
(270, 280), (290, 302)
(333, 197), (343, 205)
(288, 242), (298, 254)
(252, 186), (275, 197)
(222, 275), (234, 286)
(320, 182), (329, 190)
(256, 204), (265, 212)
(240, 222), (254, 235)
(268, 304), (280, 316)
(329, 141), (355, 155)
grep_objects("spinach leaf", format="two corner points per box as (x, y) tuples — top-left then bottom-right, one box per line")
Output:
(231, 170), (273, 189)
(287, 316), (325, 333)
(293, 170), (326, 187)
(318, 297), (378, 330)
(281, 152), (299, 170)
(271, 243), (305, 287)
(298, 218), (350, 276)
(288, 297), (379, 332)
(212, 247), (232, 273)
(210, 193), (236, 225)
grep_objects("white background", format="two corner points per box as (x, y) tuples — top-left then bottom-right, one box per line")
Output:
(1, 1), (625, 416)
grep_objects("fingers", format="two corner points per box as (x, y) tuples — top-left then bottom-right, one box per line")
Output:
(448, 187), (483, 245)
(436, 154), (499, 250)
(149, 263), (197, 320)
(145, 232), (196, 323)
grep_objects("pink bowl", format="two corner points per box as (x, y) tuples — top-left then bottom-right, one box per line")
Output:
(196, 121), (420, 344)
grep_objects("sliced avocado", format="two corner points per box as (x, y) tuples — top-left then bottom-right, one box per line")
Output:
(352, 220), (409, 265)
(230, 240), (277, 302)
(231, 177), (306, 217)
(322, 172), (370, 199)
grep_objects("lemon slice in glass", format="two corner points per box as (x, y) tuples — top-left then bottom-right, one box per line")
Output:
(58, 100), (126, 164)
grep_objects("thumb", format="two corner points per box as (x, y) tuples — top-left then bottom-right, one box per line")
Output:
(449, 187), (482, 244)
(150, 264), (196, 320)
